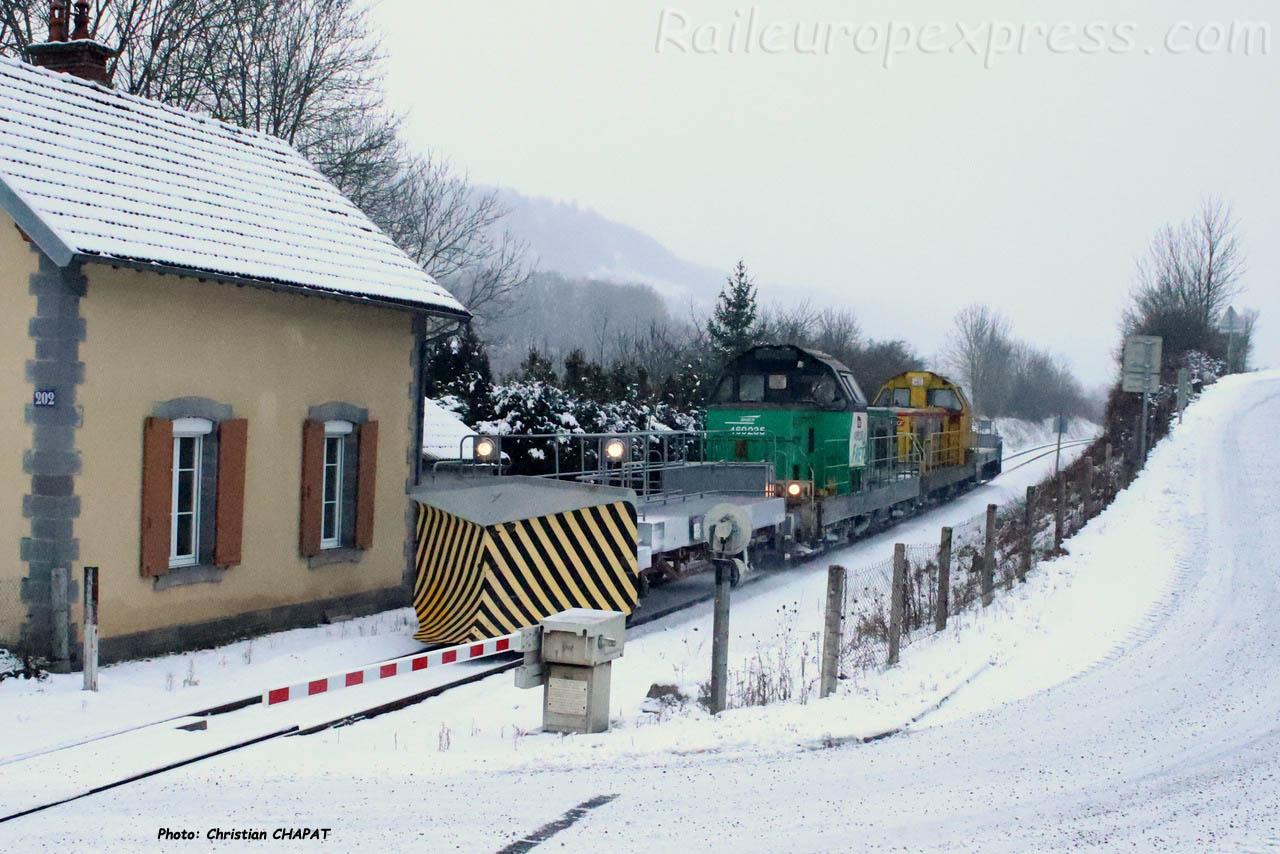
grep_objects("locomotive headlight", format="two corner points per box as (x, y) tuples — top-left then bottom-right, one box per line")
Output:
(603, 438), (627, 461)
(474, 437), (498, 462)
(786, 481), (803, 497)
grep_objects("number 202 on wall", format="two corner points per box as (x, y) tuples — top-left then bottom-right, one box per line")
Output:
(33, 389), (56, 407)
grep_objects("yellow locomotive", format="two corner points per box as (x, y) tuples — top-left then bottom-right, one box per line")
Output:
(872, 371), (984, 478)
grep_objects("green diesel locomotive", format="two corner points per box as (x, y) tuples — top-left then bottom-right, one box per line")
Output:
(705, 345), (1001, 545)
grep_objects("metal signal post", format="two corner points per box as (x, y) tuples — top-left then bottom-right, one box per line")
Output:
(1122, 336), (1162, 463)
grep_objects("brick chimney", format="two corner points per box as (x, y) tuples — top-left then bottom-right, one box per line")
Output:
(26, 1), (116, 86)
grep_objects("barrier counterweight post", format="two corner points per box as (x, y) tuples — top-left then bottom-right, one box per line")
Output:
(888, 544), (905, 666)
(710, 560), (731, 714)
(82, 566), (98, 691)
(936, 528), (952, 631)
(982, 505), (996, 607)
(820, 565), (846, 698)
(50, 567), (70, 674)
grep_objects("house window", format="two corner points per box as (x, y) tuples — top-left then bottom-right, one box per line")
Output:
(300, 411), (378, 560)
(321, 420), (354, 549)
(170, 417), (213, 568)
(141, 406), (248, 579)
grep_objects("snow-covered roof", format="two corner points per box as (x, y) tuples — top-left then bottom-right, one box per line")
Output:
(423, 399), (475, 460)
(0, 58), (466, 316)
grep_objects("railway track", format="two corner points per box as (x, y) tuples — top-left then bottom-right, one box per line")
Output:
(1, 436), (1095, 824)
(1001, 438), (1093, 474)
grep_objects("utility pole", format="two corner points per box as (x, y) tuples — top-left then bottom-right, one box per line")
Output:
(709, 560), (731, 714)
(1054, 414), (1065, 475)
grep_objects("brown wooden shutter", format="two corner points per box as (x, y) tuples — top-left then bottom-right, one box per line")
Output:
(299, 419), (325, 557)
(140, 417), (173, 577)
(354, 420), (378, 550)
(214, 418), (248, 567)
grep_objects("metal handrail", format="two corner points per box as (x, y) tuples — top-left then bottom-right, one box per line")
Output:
(453, 429), (783, 498)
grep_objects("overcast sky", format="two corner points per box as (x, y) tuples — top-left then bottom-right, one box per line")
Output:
(374, 0), (1278, 387)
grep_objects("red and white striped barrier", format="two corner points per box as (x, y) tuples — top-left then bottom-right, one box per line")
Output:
(262, 629), (535, 706)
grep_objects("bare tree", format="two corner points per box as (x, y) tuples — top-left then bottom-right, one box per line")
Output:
(383, 154), (533, 320)
(2, 0), (532, 321)
(757, 301), (820, 347)
(942, 303), (1015, 414)
(0, 0), (42, 55)
(1125, 197), (1247, 365)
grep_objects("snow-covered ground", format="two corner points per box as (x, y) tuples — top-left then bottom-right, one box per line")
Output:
(9, 377), (1280, 851)
(0, 416), (1093, 779)
(991, 414), (1097, 455)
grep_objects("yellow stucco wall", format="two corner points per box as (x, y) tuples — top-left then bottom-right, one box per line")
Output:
(0, 220), (37, 645)
(77, 265), (415, 640)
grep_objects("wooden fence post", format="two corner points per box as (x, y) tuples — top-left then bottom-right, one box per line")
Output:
(1083, 459), (1095, 523)
(1104, 442), (1114, 502)
(820, 565), (846, 698)
(982, 504), (996, 606)
(888, 544), (905, 665)
(710, 560), (732, 714)
(935, 528), (951, 631)
(83, 566), (98, 691)
(1020, 486), (1034, 582)
(1054, 472), (1066, 551)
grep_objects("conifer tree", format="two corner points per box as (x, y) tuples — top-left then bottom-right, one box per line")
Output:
(707, 260), (760, 358)
(518, 347), (558, 384)
(426, 324), (495, 422)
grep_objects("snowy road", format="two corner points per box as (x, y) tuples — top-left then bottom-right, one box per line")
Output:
(3, 380), (1276, 851)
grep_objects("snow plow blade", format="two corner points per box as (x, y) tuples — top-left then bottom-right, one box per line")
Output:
(409, 476), (638, 643)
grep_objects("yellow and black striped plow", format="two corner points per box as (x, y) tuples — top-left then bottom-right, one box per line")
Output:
(412, 504), (487, 643)
(412, 500), (638, 644)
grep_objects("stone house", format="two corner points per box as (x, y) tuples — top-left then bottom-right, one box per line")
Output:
(0, 16), (467, 664)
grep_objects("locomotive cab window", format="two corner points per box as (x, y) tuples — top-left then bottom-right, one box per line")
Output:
(811, 374), (839, 406)
(892, 388), (911, 407)
(738, 374), (765, 402)
(927, 388), (961, 410)
(839, 372), (867, 406)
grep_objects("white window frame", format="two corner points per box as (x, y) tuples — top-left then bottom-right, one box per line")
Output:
(170, 417), (213, 568)
(321, 420), (354, 550)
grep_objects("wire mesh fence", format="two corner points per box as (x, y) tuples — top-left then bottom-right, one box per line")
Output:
(701, 437), (1145, 711)
(838, 554), (894, 674)
(829, 442), (1127, 683)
